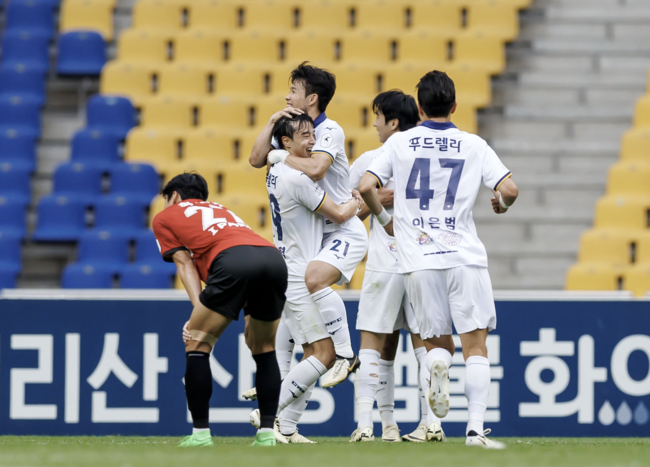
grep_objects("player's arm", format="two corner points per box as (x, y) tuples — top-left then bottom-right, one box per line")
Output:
(491, 178), (519, 214)
(317, 196), (360, 225)
(359, 173), (393, 236)
(172, 250), (202, 307)
(357, 187), (393, 221)
(249, 107), (304, 168)
(284, 151), (332, 181)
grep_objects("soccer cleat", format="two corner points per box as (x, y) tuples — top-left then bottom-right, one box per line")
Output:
(402, 422), (427, 442)
(249, 409), (261, 429)
(251, 431), (276, 447)
(273, 419), (289, 444)
(428, 359), (450, 418)
(466, 429), (506, 449)
(382, 425), (401, 442)
(283, 431), (317, 444)
(426, 422), (446, 442)
(242, 387), (257, 401)
(349, 427), (374, 442)
(322, 354), (361, 388)
(178, 431), (214, 447)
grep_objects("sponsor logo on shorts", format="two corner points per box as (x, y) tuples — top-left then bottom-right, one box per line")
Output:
(436, 232), (463, 247)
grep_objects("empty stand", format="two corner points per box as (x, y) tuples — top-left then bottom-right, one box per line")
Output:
(5, 0), (55, 39)
(33, 196), (87, 242)
(75, 229), (130, 273)
(0, 129), (36, 171)
(0, 65), (46, 106)
(117, 28), (171, 64)
(0, 196), (28, 238)
(121, 263), (174, 288)
(565, 263), (625, 291)
(70, 128), (121, 170)
(132, 0), (185, 32)
(100, 61), (155, 104)
(60, 0), (115, 40)
(109, 163), (160, 206)
(0, 96), (41, 136)
(52, 162), (104, 202)
(1, 31), (50, 74)
(86, 95), (136, 139)
(0, 164), (31, 206)
(93, 195), (146, 239)
(125, 127), (184, 167)
(62, 264), (114, 288)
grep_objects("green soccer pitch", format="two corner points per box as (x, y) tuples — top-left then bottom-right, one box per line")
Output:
(1, 436), (649, 467)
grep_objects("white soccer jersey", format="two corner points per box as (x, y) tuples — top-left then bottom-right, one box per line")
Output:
(367, 121), (511, 273)
(349, 146), (398, 274)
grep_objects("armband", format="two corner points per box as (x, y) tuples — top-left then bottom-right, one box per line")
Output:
(268, 149), (289, 165)
(498, 193), (511, 210)
(375, 207), (392, 226)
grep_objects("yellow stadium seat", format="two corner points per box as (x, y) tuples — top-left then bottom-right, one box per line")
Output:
(339, 30), (394, 62)
(148, 195), (166, 226)
(174, 28), (226, 66)
(620, 128), (650, 161)
(184, 127), (245, 164)
(187, 0), (238, 30)
(465, 5), (519, 41)
(354, 0), (409, 30)
(330, 64), (381, 96)
(450, 104), (477, 134)
(215, 63), (270, 96)
(227, 31), (282, 62)
(624, 264), (650, 297)
(257, 225), (274, 243)
(297, 0), (353, 31)
(218, 163), (268, 197)
(216, 193), (269, 228)
(100, 61), (155, 104)
(125, 128), (186, 167)
(60, 0), (114, 40)
(453, 34), (506, 75)
(132, 0), (185, 32)
(565, 262), (625, 291)
(162, 161), (219, 195)
(396, 31), (448, 67)
(410, 3), (462, 37)
(239, 0), (295, 29)
(327, 97), (371, 130)
(117, 29), (171, 64)
(465, 0), (532, 8)
(348, 260), (366, 290)
(595, 196), (650, 229)
(282, 31), (338, 64)
(140, 96), (196, 128)
(607, 161), (650, 196)
(200, 95), (255, 129)
(346, 129), (382, 160)
(577, 229), (635, 265)
(252, 95), (292, 127)
(158, 63), (215, 101)
(633, 95), (650, 128)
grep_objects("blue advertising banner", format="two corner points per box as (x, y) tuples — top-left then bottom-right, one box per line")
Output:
(1, 294), (649, 437)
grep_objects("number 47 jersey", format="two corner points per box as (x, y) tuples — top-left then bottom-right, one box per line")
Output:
(366, 121), (511, 274)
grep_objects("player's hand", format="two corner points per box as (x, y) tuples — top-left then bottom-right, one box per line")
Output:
(491, 190), (508, 214)
(268, 149), (290, 165)
(378, 188), (394, 208)
(182, 320), (191, 344)
(351, 189), (364, 209)
(383, 218), (394, 236)
(269, 107), (303, 124)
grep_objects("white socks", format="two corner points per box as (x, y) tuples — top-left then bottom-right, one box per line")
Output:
(377, 359), (396, 430)
(311, 287), (354, 358)
(465, 355), (490, 436)
(355, 349), (380, 429)
(413, 346), (428, 425)
(278, 356), (327, 411)
(419, 356), (441, 426)
(424, 347), (453, 372)
(280, 384), (314, 436)
(193, 427), (210, 434)
(275, 318), (294, 379)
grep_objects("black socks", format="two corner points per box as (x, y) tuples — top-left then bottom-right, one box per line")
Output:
(253, 350), (282, 429)
(185, 351), (212, 429)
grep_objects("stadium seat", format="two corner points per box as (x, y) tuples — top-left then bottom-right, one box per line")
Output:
(217, 193), (268, 228)
(187, 0), (238, 30)
(607, 161), (650, 196)
(594, 196), (650, 229)
(0, 128), (36, 171)
(620, 128), (650, 161)
(0, 231), (22, 275)
(199, 96), (254, 129)
(60, 0), (114, 40)
(297, 1), (352, 31)
(465, 5), (519, 41)
(148, 195), (166, 226)
(0, 269), (18, 289)
(0, 194), (28, 237)
(133, 229), (177, 273)
(184, 127), (243, 163)
(227, 31), (282, 62)
(214, 63), (269, 96)
(62, 264), (114, 288)
(161, 161), (218, 195)
(100, 61), (156, 105)
(109, 163), (160, 206)
(124, 127), (185, 167)
(565, 262), (625, 291)
(282, 31), (338, 64)
(32, 195), (87, 241)
(0, 31), (50, 74)
(218, 163), (268, 198)
(94, 195), (146, 239)
(633, 95), (650, 128)
(0, 96), (41, 135)
(450, 104), (478, 134)
(339, 30), (394, 62)
(239, 0), (295, 29)
(624, 265), (650, 297)
(252, 95), (294, 126)
(354, 0), (409, 30)
(5, 0), (54, 38)
(52, 162), (103, 202)
(577, 229), (634, 266)
(465, 0), (532, 7)
(396, 32), (448, 67)
(0, 163), (31, 205)
(86, 95), (136, 139)
(117, 28), (171, 64)
(327, 98), (370, 129)
(56, 31), (106, 75)
(0, 65), (46, 106)
(329, 64), (381, 96)
(410, 3), (462, 36)
(75, 229), (130, 273)
(345, 128), (382, 160)
(453, 34), (506, 75)
(158, 63), (215, 101)
(140, 96), (196, 128)
(70, 128), (120, 170)
(132, 0), (185, 32)
(634, 230), (650, 264)
(121, 263), (174, 289)
(174, 28), (226, 66)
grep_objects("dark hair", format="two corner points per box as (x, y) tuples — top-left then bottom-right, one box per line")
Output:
(161, 172), (208, 201)
(416, 71), (455, 118)
(272, 114), (314, 150)
(290, 61), (336, 113)
(372, 90), (420, 131)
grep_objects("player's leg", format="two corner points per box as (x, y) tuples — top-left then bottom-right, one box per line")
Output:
(276, 317), (295, 379)
(352, 330), (384, 442)
(377, 330), (400, 442)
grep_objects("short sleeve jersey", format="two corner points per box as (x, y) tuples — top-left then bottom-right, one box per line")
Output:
(267, 162), (327, 285)
(366, 121), (511, 273)
(152, 199), (274, 282)
(349, 146), (398, 274)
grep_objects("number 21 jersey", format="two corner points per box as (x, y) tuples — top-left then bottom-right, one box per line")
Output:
(367, 121), (511, 273)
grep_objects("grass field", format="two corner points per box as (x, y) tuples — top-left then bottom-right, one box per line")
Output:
(1, 437), (649, 467)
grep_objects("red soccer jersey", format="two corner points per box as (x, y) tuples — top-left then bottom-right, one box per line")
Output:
(152, 199), (274, 282)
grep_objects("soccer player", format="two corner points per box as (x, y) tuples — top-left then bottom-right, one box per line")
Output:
(359, 71), (519, 449)
(349, 90), (443, 443)
(267, 114), (363, 442)
(153, 173), (287, 448)
(250, 62), (368, 387)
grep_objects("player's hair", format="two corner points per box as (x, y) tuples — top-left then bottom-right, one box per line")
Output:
(290, 62), (336, 113)
(272, 114), (315, 150)
(161, 172), (208, 201)
(372, 90), (420, 131)
(416, 70), (456, 118)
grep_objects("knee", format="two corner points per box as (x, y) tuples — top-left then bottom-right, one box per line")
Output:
(305, 272), (325, 294)
(185, 340), (212, 354)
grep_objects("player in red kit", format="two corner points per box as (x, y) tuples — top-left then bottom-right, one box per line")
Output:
(152, 172), (287, 447)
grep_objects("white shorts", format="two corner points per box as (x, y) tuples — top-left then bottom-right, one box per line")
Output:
(357, 270), (420, 334)
(405, 266), (496, 339)
(313, 216), (368, 285)
(282, 282), (329, 346)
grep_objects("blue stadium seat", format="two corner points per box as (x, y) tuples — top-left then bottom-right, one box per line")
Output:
(87, 95), (136, 140)
(52, 162), (103, 202)
(76, 229), (130, 273)
(70, 128), (120, 170)
(110, 163), (159, 206)
(94, 195), (145, 239)
(57, 31), (106, 76)
(0, 163), (31, 205)
(120, 264), (173, 289)
(134, 229), (177, 274)
(0, 195), (28, 238)
(5, 0), (55, 39)
(0, 269), (18, 289)
(62, 264), (113, 288)
(32, 195), (87, 241)
(0, 95), (41, 135)
(1, 31), (50, 74)
(0, 65), (46, 106)
(0, 231), (22, 275)
(0, 128), (36, 171)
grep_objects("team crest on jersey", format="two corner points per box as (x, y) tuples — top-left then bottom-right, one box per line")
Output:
(387, 241), (397, 252)
(436, 232), (463, 247)
(320, 133), (333, 148)
(416, 231), (434, 245)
